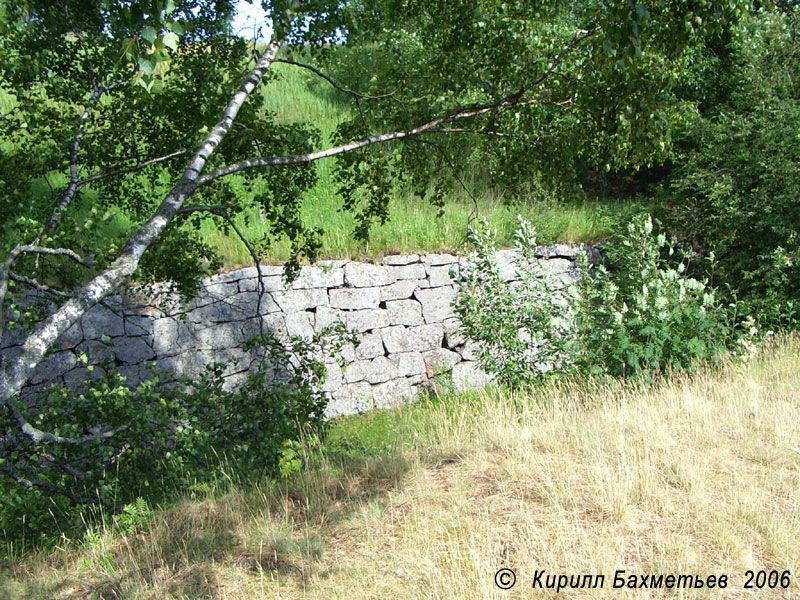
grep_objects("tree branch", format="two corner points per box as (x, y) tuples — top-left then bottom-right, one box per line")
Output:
(273, 57), (396, 100)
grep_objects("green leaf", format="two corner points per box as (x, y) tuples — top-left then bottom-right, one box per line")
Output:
(161, 32), (179, 51)
(141, 26), (157, 44)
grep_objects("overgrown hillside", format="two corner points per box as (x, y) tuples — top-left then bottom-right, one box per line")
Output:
(3, 337), (798, 599)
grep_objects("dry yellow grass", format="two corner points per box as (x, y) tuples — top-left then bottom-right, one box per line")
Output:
(2, 337), (800, 599)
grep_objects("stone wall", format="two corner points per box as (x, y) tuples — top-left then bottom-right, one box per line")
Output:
(1, 244), (594, 418)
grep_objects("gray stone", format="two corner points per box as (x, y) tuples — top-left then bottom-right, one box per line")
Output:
(115, 336), (156, 364)
(451, 361), (493, 391)
(63, 365), (106, 387)
(327, 382), (374, 418)
(152, 317), (192, 356)
(380, 279), (421, 301)
(422, 348), (461, 376)
(314, 306), (345, 332)
(541, 258), (572, 275)
(238, 275), (287, 293)
(186, 300), (242, 324)
(346, 309), (389, 333)
(389, 351), (426, 376)
(344, 263), (397, 287)
(75, 339), (115, 365)
(320, 362), (343, 393)
(58, 323), (84, 350)
(29, 351), (77, 384)
(425, 253), (458, 266)
(414, 286), (456, 323)
(241, 313), (287, 340)
(273, 288), (327, 312)
(285, 312), (315, 338)
(344, 356), (398, 384)
(442, 318), (465, 348)
(382, 254), (420, 266)
(291, 265), (344, 289)
(82, 304), (125, 339)
(460, 341), (480, 361)
(354, 332), (385, 360)
(213, 266), (258, 283)
(193, 322), (242, 350)
(318, 259), (348, 269)
(496, 249), (519, 281)
(381, 324), (443, 353)
(429, 265), (455, 287)
(391, 263), (427, 280)
(372, 378), (414, 409)
(123, 316), (152, 337)
(329, 287), (380, 310)
(385, 300), (423, 326)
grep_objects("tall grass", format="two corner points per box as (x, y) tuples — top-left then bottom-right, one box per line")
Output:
(3, 336), (799, 599)
(195, 60), (631, 266)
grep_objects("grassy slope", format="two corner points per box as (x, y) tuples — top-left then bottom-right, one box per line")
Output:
(197, 61), (630, 266)
(4, 336), (799, 599)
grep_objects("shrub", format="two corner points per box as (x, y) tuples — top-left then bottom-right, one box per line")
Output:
(452, 217), (577, 388)
(454, 215), (750, 385)
(575, 215), (745, 377)
(0, 324), (351, 550)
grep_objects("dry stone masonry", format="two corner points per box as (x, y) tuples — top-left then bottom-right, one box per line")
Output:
(1, 245), (595, 418)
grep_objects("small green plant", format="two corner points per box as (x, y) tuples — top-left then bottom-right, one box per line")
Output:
(452, 216), (577, 388)
(575, 215), (746, 377)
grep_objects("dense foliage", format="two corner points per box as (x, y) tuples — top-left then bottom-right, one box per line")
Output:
(454, 215), (749, 385)
(656, 9), (800, 327)
(0, 326), (350, 548)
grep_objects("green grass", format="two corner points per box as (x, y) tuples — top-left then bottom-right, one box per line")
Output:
(195, 60), (634, 266)
(4, 336), (799, 599)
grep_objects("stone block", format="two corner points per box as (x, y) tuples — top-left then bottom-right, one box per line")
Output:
(451, 361), (493, 390)
(425, 253), (458, 266)
(389, 351), (426, 376)
(193, 322), (242, 350)
(414, 286), (456, 323)
(273, 288), (328, 312)
(381, 324), (443, 353)
(496, 249), (519, 281)
(346, 309), (389, 333)
(443, 318), (465, 348)
(314, 306), (345, 332)
(320, 362), (343, 393)
(29, 351), (77, 384)
(59, 323), (85, 350)
(380, 279), (421, 301)
(327, 381), (374, 417)
(354, 332), (385, 360)
(291, 265), (344, 289)
(123, 315), (152, 337)
(372, 378), (415, 409)
(82, 304), (125, 339)
(344, 356), (399, 384)
(541, 258), (572, 275)
(344, 262), (397, 287)
(152, 317), (193, 356)
(422, 348), (461, 376)
(75, 339), (115, 365)
(429, 265), (455, 287)
(382, 254), (420, 266)
(329, 287), (380, 310)
(385, 299), (423, 326)
(115, 336), (156, 364)
(213, 266), (258, 283)
(238, 275), (287, 293)
(392, 263), (427, 280)
(285, 312), (315, 338)
(62, 365), (106, 387)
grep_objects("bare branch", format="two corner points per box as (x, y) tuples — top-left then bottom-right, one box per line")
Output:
(273, 57), (396, 100)
(18, 245), (90, 267)
(8, 272), (70, 298)
(78, 148), (188, 188)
